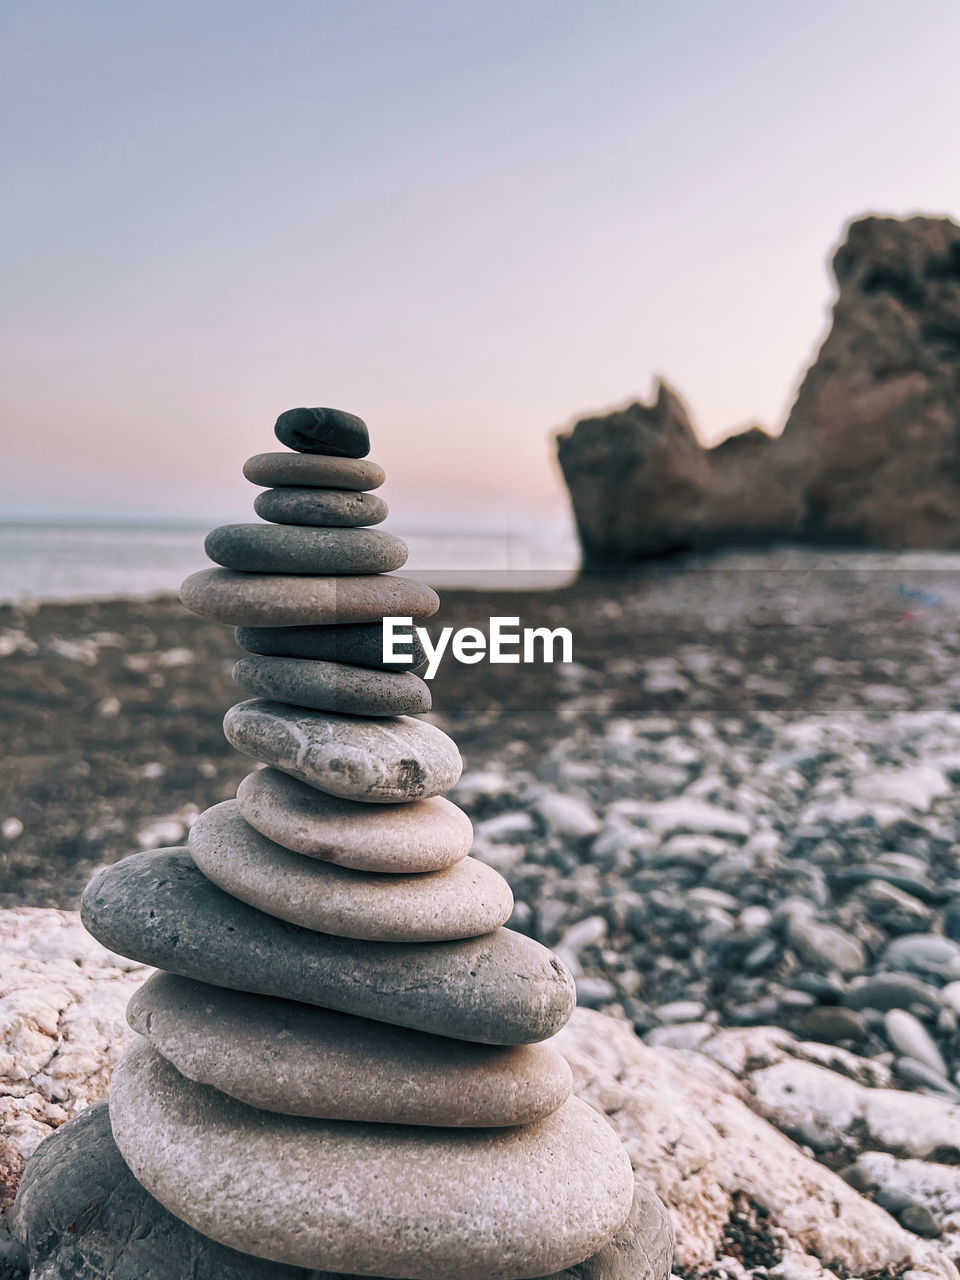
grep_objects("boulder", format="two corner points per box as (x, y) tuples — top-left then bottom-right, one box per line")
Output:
(557, 214), (960, 562)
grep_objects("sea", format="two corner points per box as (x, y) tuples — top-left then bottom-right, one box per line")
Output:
(0, 522), (581, 604)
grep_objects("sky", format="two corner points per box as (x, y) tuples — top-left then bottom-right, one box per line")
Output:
(2, 0), (959, 532)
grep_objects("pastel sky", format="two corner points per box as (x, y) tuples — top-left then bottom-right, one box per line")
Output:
(2, 0), (959, 531)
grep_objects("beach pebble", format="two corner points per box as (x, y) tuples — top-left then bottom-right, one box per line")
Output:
(205, 525), (407, 575)
(254, 487), (388, 527)
(535, 791), (602, 838)
(180, 569), (439, 627)
(129, 973), (569, 1127)
(237, 768), (473, 872)
(233, 655), (431, 717)
(244, 451), (385, 490)
(845, 973), (942, 1013)
(109, 1042), (633, 1279)
(224, 699), (462, 802)
(884, 1009), (948, 1078)
(235, 620), (428, 671)
(188, 801), (512, 941)
(274, 406), (370, 457)
(81, 849), (576, 1044)
(884, 934), (960, 979)
(803, 1006), (869, 1044)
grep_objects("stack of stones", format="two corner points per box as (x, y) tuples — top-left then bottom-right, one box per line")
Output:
(15, 408), (672, 1280)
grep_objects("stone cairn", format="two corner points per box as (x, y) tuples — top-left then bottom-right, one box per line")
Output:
(16, 409), (673, 1279)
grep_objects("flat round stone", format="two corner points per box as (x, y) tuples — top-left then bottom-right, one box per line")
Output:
(129, 973), (571, 1126)
(236, 620), (428, 671)
(224, 699), (461, 802)
(233, 655), (430, 716)
(110, 1042), (634, 1278)
(255, 487), (389, 527)
(238, 769), (472, 872)
(275, 406), (369, 457)
(81, 849), (576, 1044)
(189, 801), (511, 940)
(205, 525), (407, 575)
(180, 570), (438, 626)
(537, 1179), (673, 1280)
(244, 452), (385, 490)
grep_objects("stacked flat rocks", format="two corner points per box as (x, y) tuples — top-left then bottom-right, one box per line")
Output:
(13, 407), (669, 1280)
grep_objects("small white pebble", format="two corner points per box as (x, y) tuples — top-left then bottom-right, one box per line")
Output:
(2, 817), (24, 839)
(97, 695), (122, 718)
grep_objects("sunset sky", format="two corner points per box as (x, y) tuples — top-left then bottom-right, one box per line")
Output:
(2, 0), (959, 532)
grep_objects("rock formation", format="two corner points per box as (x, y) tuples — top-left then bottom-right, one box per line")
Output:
(558, 214), (960, 562)
(11, 409), (670, 1279)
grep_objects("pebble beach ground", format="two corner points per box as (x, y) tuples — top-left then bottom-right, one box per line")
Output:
(8, 547), (960, 1262)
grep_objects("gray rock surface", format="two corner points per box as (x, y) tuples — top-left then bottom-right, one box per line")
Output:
(235, 620), (428, 670)
(188, 801), (512, 941)
(224, 699), (462, 802)
(274, 407), (369, 457)
(180, 569), (439, 626)
(254, 487), (388, 527)
(243, 452), (384, 490)
(205, 524), (407, 575)
(81, 849), (577, 1044)
(129, 973), (571, 1125)
(109, 1041), (634, 1280)
(237, 768), (473, 872)
(233, 654), (431, 716)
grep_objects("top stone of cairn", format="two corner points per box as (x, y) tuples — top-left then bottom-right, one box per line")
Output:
(275, 406), (370, 458)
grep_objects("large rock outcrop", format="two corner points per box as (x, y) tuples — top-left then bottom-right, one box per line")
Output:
(558, 214), (960, 562)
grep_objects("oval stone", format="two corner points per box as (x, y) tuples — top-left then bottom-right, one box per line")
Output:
(188, 801), (512, 940)
(244, 452), (385, 490)
(255, 487), (389, 527)
(205, 525), (407, 575)
(233, 655), (431, 716)
(180, 570), (439, 626)
(110, 1042), (634, 1278)
(274, 406), (369, 457)
(224, 699), (461, 802)
(81, 849), (576, 1044)
(129, 973), (571, 1126)
(237, 769), (472, 872)
(236, 620), (428, 671)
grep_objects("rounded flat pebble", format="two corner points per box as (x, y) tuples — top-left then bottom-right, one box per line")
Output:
(244, 452), (385, 490)
(11, 1102), (331, 1280)
(233, 654), (431, 716)
(275, 406), (369, 457)
(224, 699), (461, 802)
(205, 525), (407, 575)
(180, 569), (438, 626)
(13, 1104), (663, 1280)
(255, 487), (388, 527)
(81, 849), (576, 1044)
(236, 620), (428, 670)
(129, 973), (570, 1126)
(110, 1042), (633, 1279)
(238, 768), (473, 872)
(188, 801), (512, 940)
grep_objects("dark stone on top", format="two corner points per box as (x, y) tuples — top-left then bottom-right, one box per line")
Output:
(275, 408), (369, 458)
(204, 525), (406, 575)
(235, 621), (428, 671)
(11, 1102), (333, 1279)
(80, 848), (576, 1045)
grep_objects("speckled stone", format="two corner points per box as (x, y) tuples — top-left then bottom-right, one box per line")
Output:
(180, 569), (439, 626)
(81, 849), (576, 1044)
(224, 699), (461, 802)
(237, 769), (473, 872)
(232, 655), (431, 716)
(109, 1042), (633, 1278)
(236, 620), (428, 671)
(244, 452), (385, 490)
(275, 407), (369, 457)
(129, 973), (571, 1126)
(204, 525), (406, 575)
(188, 801), (511, 940)
(254, 487), (388, 527)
